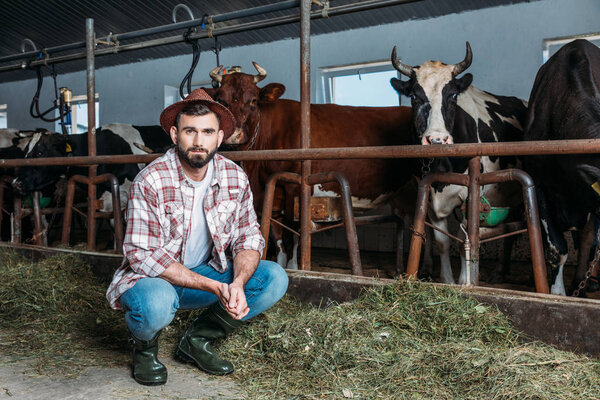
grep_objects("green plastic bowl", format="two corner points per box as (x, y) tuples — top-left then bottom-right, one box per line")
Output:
(480, 206), (510, 227)
(24, 196), (52, 209)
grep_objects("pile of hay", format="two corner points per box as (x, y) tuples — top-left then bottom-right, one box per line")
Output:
(221, 282), (600, 399)
(1, 249), (599, 399)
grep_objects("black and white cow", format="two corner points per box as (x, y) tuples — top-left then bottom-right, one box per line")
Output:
(390, 42), (527, 285)
(100, 124), (172, 156)
(12, 129), (141, 213)
(523, 39), (600, 296)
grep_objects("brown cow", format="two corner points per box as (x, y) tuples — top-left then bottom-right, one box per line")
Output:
(205, 62), (418, 269)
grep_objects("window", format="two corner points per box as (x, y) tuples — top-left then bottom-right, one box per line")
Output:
(543, 32), (600, 63)
(320, 61), (402, 107)
(0, 104), (6, 129)
(55, 94), (99, 134)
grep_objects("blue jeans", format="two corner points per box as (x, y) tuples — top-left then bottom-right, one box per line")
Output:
(119, 260), (288, 341)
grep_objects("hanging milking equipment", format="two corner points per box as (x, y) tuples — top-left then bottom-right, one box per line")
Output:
(22, 39), (72, 135)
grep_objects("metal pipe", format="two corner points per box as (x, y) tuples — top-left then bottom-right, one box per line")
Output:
(3, 138), (600, 169)
(259, 171), (301, 260)
(0, 0), (422, 72)
(300, 0), (312, 271)
(86, 19), (97, 251)
(466, 157), (481, 286)
(308, 172), (363, 275)
(406, 172), (470, 277)
(0, 1), (302, 65)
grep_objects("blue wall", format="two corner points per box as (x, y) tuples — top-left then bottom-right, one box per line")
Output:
(0, 0), (598, 130)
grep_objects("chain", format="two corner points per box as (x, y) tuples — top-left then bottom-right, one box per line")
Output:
(573, 229), (600, 297)
(421, 158), (434, 177)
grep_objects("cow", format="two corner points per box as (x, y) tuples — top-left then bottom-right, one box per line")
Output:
(205, 62), (419, 270)
(12, 129), (141, 213)
(99, 123), (173, 156)
(522, 39), (600, 296)
(389, 42), (528, 285)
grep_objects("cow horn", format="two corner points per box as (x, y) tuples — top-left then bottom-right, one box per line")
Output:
(390, 46), (413, 77)
(252, 61), (267, 83)
(209, 65), (223, 83)
(133, 142), (154, 154)
(452, 42), (473, 76)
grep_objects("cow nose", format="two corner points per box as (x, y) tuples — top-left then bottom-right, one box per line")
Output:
(424, 134), (453, 145)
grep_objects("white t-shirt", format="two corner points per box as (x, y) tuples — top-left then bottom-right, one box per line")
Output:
(183, 160), (214, 268)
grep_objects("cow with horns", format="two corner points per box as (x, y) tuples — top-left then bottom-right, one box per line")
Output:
(206, 62), (419, 269)
(522, 39), (600, 296)
(389, 42), (528, 285)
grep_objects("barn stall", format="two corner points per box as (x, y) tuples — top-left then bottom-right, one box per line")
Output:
(0, 0), (600, 397)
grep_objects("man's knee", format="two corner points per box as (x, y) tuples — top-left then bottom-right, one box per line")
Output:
(121, 278), (179, 337)
(257, 260), (289, 299)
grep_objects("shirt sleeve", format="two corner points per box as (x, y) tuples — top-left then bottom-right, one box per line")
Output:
(230, 177), (266, 259)
(123, 179), (176, 277)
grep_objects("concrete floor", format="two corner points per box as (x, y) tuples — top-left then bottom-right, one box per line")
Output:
(0, 351), (243, 400)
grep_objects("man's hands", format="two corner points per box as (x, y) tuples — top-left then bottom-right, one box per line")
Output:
(216, 281), (249, 320)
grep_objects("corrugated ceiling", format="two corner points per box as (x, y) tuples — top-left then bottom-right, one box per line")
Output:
(0, 0), (534, 82)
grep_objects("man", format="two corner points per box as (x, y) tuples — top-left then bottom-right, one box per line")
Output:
(106, 89), (288, 386)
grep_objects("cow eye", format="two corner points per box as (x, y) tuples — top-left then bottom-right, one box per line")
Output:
(452, 93), (458, 100)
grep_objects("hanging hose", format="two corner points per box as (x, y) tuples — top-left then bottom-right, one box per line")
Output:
(28, 64), (70, 125)
(179, 28), (201, 99)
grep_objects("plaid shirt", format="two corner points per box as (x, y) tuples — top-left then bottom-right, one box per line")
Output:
(106, 148), (265, 310)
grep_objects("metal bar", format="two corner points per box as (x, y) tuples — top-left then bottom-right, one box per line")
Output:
(4, 139), (600, 168)
(480, 228), (528, 244)
(270, 216), (300, 237)
(86, 19), (97, 251)
(509, 170), (549, 294)
(424, 220), (465, 244)
(259, 171), (302, 259)
(479, 221), (526, 239)
(300, 0), (312, 271)
(61, 176), (77, 245)
(308, 171), (363, 275)
(467, 157), (481, 286)
(308, 171), (363, 276)
(0, 1), (302, 64)
(0, 0), (422, 73)
(406, 172), (470, 277)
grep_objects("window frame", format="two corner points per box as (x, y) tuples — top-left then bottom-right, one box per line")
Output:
(319, 60), (402, 106)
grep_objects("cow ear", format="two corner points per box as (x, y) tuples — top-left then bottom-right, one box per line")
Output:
(455, 73), (473, 92)
(201, 87), (217, 99)
(390, 77), (412, 97)
(260, 83), (285, 102)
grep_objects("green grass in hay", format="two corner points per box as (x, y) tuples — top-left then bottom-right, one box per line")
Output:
(221, 282), (600, 400)
(1, 249), (600, 400)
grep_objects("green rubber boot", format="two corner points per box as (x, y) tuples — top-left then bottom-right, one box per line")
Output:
(130, 331), (167, 386)
(176, 304), (243, 375)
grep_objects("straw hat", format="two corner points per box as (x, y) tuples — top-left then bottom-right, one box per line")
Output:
(159, 89), (235, 139)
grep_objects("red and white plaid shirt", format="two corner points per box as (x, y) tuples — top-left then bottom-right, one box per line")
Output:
(106, 148), (265, 310)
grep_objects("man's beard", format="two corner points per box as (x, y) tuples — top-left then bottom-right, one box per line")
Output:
(177, 143), (218, 168)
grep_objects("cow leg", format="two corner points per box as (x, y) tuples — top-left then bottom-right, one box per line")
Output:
(286, 234), (299, 270)
(431, 217), (455, 284)
(542, 218), (569, 296)
(270, 222), (288, 268)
